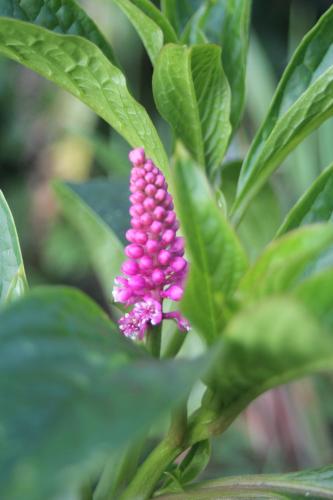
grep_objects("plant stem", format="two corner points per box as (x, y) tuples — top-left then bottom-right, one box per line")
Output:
(146, 323), (162, 358)
(162, 328), (186, 358)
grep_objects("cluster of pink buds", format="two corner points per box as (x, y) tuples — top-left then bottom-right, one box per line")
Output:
(113, 148), (190, 340)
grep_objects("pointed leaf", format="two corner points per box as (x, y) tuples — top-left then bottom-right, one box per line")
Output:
(233, 5), (333, 223)
(112, 0), (163, 65)
(153, 44), (231, 175)
(158, 465), (333, 499)
(239, 224), (333, 301)
(172, 157), (247, 343)
(0, 190), (27, 304)
(160, 0), (202, 35)
(130, 0), (177, 43)
(0, 0), (116, 63)
(0, 18), (168, 172)
(276, 163), (333, 236)
(53, 181), (124, 301)
(0, 287), (204, 500)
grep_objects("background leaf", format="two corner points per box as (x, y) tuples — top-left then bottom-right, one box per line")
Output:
(0, 0), (116, 63)
(153, 44), (231, 174)
(53, 181), (124, 302)
(0, 287), (205, 500)
(0, 18), (168, 172)
(276, 163), (333, 236)
(112, 0), (163, 65)
(160, 0), (202, 35)
(238, 224), (333, 301)
(157, 465), (333, 499)
(0, 190), (27, 304)
(130, 0), (177, 43)
(233, 5), (333, 223)
(172, 157), (247, 343)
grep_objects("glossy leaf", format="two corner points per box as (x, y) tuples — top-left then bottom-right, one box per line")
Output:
(0, 287), (204, 500)
(276, 163), (333, 236)
(203, 0), (252, 129)
(53, 181), (124, 301)
(0, 18), (168, 172)
(128, 0), (177, 43)
(153, 44), (231, 175)
(205, 296), (333, 437)
(0, 191), (27, 304)
(112, 0), (163, 65)
(238, 224), (333, 301)
(158, 465), (333, 499)
(172, 157), (247, 343)
(0, 0), (116, 63)
(233, 5), (333, 223)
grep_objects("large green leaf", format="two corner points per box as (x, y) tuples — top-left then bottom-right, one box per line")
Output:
(130, 0), (177, 43)
(0, 0), (116, 63)
(157, 465), (333, 499)
(153, 44), (231, 175)
(0, 287), (204, 500)
(172, 157), (247, 343)
(112, 0), (163, 65)
(233, 5), (333, 223)
(201, 296), (333, 439)
(203, 0), (252, 129)
(238, 224), (333, 301)
(276, 163), (333, 236)
(0, 190), (27, 304)
(53, 181), (124, 301)
(0, 18), (168, 172)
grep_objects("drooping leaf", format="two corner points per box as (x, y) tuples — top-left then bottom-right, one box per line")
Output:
(112, 0), (163, 64)
(0, 18), (168, 172)
(153, 44), (231, 175)
(233, 5), (333, 223)
(53, 181), (124, 301)
(124, 0), (177, 43)
(0, 287), (204, 500)
(238, 224), (333, 301)
(157, 465), (333, 499)
(0, 190), (27, 304)
(204, 296), (333, 437)
(203, 0), (252, 129)
(276, 163), (333, 236)
(172, 156), (247, 343)
(0, 0), (116, 63)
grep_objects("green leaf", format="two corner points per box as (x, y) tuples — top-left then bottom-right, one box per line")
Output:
(127, 0), (177, 44)
(172, 156), (247, 343)
(233, 5), (333, 223)
(0, 287), (204, 500)
(203, 0), (252, 129)
(0, 190), (27, 304)
(0, 0), (116, 63)
(157, 465), (333, 499)
(112, 0), (163, 65)
(53, 181), (124, 301)
(206, 296), (333, 436)
(153, 44), (231, 175)
(0, 18), (168, 172)
(238, 224), (333, 301)
(160, 0), (202, 35)
(276, 163), (333, 236)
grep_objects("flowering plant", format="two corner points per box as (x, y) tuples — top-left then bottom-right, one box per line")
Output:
(1, 1), (333, 499)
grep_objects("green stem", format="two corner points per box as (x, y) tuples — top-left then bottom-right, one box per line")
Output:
(146, 323), (162, 358)
(162, 328), (186, 358)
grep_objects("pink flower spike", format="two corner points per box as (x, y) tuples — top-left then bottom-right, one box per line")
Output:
(113, 148), (190, 340)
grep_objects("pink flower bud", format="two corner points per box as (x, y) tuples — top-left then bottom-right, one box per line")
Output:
(139, 255), (153, 271)
(153, 206), (165, 221)
(143, 197), (155, 211)
(129, 147), (145, 166)
(171, 256), (187, 272)
(162, 229), (175, 244)
(122, 260), (139, 275)
(146, 239), (159, 254)
(140, 213), (153, 226)
(151, 221), (163, 234)
(145, 184), (157, 196)
(152, 269), (165, 285)
(164, 285), (183, 301)
(155, 189), (166, 202)
(129, 275), (146, 290)
(158, 249), (171, 265)
(125, 244), (144, 259)
(134, 231), (148, 245)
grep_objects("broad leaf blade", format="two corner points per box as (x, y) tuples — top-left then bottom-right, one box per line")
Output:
(0, 18), (168, 172)
(153, 44), (231, 175)
(0, 190), (27, 303)
(112, 0), (163, 65)
(233, 5), (333, 223)
(0, 287), (204, 500)
(53, 181), (124, 301)
(276, 163), (333, 236)
(203, 0), (252, 129)
(0, 0), (116, 63)
(172, 157), (247, 343)
(157, 465), (333, 499)
(238, 224), (333, 300)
